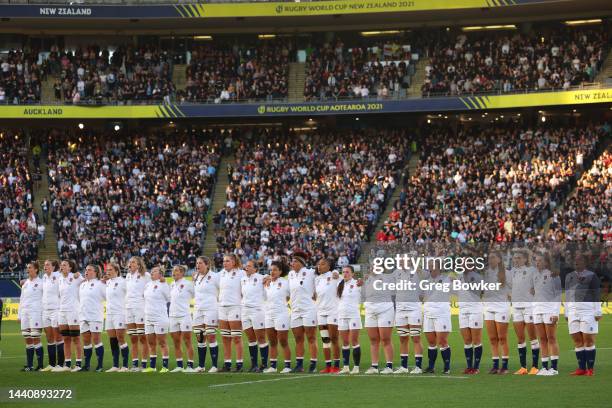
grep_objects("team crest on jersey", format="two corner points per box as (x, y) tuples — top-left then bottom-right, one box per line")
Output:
(235, 314), (239, 319)
(53, 277), (56, 280)
(137, 276), (140, 280)
(115, 282), (118, 287)
(207, 276), (211, 281)
(35, 284), (38, 287)
(180, 284), (184, 289)
(438, 279), (442, 283)
(254, 278), (257, 283)
(278, 282), (282, 287)
(475, 321), (478, 327)
(312, 320), (315, 324)
(69, 278), (73, 282)
(302, 272), (306, 277)
(35, 322), (38, 326)
(282, 324), (285, 328)
(119, 323), (123, 327)
(327, 277), (331, 282)
(154, 285), (158, 289)
(91, 283), (94, 287)
(232, 271), (236, 276)
(443, 325), (447, 329)
(523, 271), (527, 276)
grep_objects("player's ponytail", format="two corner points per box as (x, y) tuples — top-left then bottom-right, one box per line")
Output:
(337, 279), (345, 298)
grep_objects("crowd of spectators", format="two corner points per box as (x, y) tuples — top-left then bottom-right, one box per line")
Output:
(548, 145), (611, 242)
(180, 41), (291, 103)
(46, 45), (175, 104)
(0, 49), (44, 104)
(304, 39), (419, 101)
(46, 128), (220, 270)
(0, 132), (39, 275)
(377, 122), (606, 243)
(422, 24), (608, 96)
(212, 127), (409, 268)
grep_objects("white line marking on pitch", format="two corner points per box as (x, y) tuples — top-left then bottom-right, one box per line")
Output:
(210, 376), (312, 388)
(210, 374), (468, 387)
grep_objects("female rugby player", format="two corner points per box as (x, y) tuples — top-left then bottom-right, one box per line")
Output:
(125, 256), (151, 371)
(288, 251), (319, 373)
(456, 269), (484, 374)
(169, 265), (195, 372)
(143, 266), (171, 373)
(192, 256), (220, 373)
(218, 254), (245, 372)
(510, 250), (540, 375)
(78, 264), (106, 372)
(565, 253), (602, 376)
(423, 266), (453, 375)
(263, 260), (292, 373)
(483, 251), (510, 374)
(532, 252), (561, 376)
(363, 267), (395, 374)
(41, 260), (63, 371)
(53, 259), (83, 372)
(337, 266), (362, 374)
(103, 263), (130, 372)
(394, 267), (424, 374)
(315, 258), (341, 373)
(241, 260), (268, 372)
(19, 262), (44, 371)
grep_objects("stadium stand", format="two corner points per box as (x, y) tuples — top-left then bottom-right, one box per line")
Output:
(0, 49), (43, 104)
(211, 127), (409, 268)
(548, 144), (612, 241)
(46, 128), (220, 270)
(378, 122), (609, 243)
(0, 132), (39, 277)
(422, 24), (609, 96)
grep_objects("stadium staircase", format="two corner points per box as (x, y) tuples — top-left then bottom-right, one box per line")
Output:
(357, 152), (420, 268)
(288, 62), (306, 102)
(40, 75), (58, 103)
(595, 52), (612, 85)
(27, 138), (59, 262)
(407, 57), (429, 98)
(172, 64), (188, 95)
(202, 155), (232, 258)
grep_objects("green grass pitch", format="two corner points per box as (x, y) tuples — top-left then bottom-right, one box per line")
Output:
(0, 317), (609, 408)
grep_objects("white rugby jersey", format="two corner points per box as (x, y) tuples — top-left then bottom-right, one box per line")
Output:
(20, 277), (43, 313)
(219, 268), (245, 306)
(315, 271), (340, 315)
(105, 276), (127, 315)
(59, 274), (84, 312)
(423, 272), (452, 318)
(288, 267), (317, 313)
(241, 273), (265, 309)
(79, 279), (106, 321)
(532, 269), (561, 315)
(395, 269), (423, 311)
(125, 272), (151, 309)
(42, 271), (61, 310)
(144, 281), (170, 321)
(264, 277), (290, 315)
(337, 278), (361, 319)
(456, 271), (484, 313)
(169, 278), (194, 317)
(564, 269), (602, 317)
(363, 272), (394, 314)
(193, 272), (219, 312)
(509, 266), (535, 308)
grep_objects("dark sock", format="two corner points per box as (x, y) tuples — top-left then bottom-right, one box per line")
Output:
(492, 357), (499, 370)
(309, 359), (317, 372)
(224, 360), (231, 370)
(353, 346), (361, 367)
(284, 360), (291, 369)
(259, 344), (269, 368)
(586, 347), (596, 370)
(531, 346), (540, 368)
(48, 343), (57, 367)
(542, 358), (549, 369)
(95, 344), (104, 369)
(162, 357), (169, 368)
(427, 347), (437, 369)
(576, 348), (586, 370)
(296, 357), (303, 368)
(150, 355), (157, 369)
(141, 359), (147, 369)
(120, 344), (129, 368)
(83, 345), (93, 368)
(333, 359), (340, 368)
(65, 359), (72, 368)
(35, 345), (44, 368)
(502, 357), (509, 370)
(474, 344), (483, 369)
(400, 354), (408, 369)
(441, 347), (451, 371)
(197, 343), (207, 368)
(325, 360), (332, 368)
(132, 358), (139, 368)
(177, 359), (183, 368)
(248, 343), (258, 367)
(27, 346), (34, 368)
(415, 354), (423, 369)
(342, 347), (350, 366)
(209, 343), (219, 368)
(236, 360), (243, 370)
(464, 345), (473, 369)
(187, 360), (194, 369)
(551, 357), (558, 370)
(518, 345), (527, 368)
(270, 359), (277, 369)
(110, 338), (119, 367)
(57, 342), (65, 364)
(75, 359), (82, 368)
(386, 361), (393, 369)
